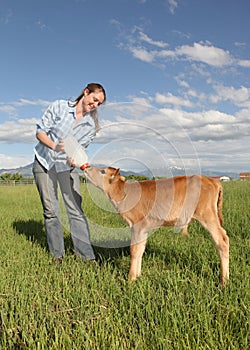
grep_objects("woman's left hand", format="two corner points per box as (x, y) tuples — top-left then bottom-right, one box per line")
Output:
(67, 157), (76, 167)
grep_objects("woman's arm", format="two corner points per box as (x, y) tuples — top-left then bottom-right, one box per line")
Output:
(36, 132), (64, 152)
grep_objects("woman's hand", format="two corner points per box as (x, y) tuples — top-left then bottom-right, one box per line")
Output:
(54, 140), (65, 152)
(66, 157), (76, 167)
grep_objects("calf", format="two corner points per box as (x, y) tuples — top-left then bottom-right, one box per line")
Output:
(84, 167), (229, 286)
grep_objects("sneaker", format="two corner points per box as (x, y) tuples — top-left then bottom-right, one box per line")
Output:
(56, 257), (63, 265)
(85, 258), (97, 265)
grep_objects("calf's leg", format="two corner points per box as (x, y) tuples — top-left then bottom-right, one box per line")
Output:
(199, 216), (229, 286)
(129, 239), (147, 281)
(181, 224), (189, 236)
(214, 227), (229, 286)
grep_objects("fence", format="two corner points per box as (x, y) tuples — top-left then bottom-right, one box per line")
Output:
(0, 177), (86, 186)
(0, 179), (36, 186)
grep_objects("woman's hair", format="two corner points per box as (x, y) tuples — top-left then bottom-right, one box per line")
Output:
(69, 83), (106, 131)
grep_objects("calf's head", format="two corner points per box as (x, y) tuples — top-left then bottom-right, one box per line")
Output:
(84, 166), (125, 191)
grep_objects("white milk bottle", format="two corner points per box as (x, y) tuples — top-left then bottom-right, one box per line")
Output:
(63, 136), (89, 170)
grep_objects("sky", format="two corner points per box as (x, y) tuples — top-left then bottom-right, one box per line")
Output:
(0, 0), (250, 176)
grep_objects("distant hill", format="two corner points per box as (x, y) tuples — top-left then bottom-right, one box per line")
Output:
(0, 162), (239, 179)
(140, 167), (239, 179)
(0, 163), (34, 177)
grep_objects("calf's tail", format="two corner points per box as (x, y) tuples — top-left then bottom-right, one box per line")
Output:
(217, 186), (224, 226)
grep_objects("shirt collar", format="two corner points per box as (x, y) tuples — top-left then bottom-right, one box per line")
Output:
(68, 104), (76, 119)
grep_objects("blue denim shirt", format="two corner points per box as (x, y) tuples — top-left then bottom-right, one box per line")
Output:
(34, 99), (96, 172)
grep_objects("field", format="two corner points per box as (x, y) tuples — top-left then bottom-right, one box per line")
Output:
(0, 181), (249, 349)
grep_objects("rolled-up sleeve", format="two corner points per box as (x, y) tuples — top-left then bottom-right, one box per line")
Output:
(36, 100), (60, 134)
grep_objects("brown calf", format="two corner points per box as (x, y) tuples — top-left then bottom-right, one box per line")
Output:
(84, 167), (229, 286)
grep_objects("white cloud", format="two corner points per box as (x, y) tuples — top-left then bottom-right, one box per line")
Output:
(138, 32), (168, 48)
(0, 153), (33, 169)
(0, 118), (38, 144)
(97, 102), (243, 144)
(157, 49), (177, 58)
(129, 47), (156, 62)
(175, 78), (190, 88)
(154, 92), (193, 108)
(168, 0), (178, 14)
(191, 139), (250, 172)
(211, 85), (250, 107)
(172, 30), (191, 39)
(97, 103), (250, 173)
(91, 101), (250, 172)
(176, 43), (232, 67)
(236, 107), (250, 121)
(0, 99), (51, 119)
(126, 30), (250, 71)
(238, 59), (250, 68)
(129, 96), (152, 107)
(234, 42), (246, 48)
(13, 98), (51, 107)
(0, 105), (17, 116)
(158, 108), (238, 136)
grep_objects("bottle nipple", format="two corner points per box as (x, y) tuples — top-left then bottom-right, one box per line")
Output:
(80, 163), (89, 171)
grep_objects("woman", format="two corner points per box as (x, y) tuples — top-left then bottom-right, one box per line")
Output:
(33, 83), (106, 263)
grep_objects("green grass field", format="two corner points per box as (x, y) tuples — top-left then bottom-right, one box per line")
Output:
(0, 181), (249, 349)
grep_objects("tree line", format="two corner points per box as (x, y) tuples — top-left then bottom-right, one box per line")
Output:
(0, 172), (151, 183)
(0, 172), (24, 181)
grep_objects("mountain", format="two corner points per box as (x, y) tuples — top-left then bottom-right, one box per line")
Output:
(138, 166), (239, 179)
(198, 169), (239, 179)
(0, 162), (239, 179)
(0, 163), (34, 177)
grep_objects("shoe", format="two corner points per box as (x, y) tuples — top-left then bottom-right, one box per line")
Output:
(87, 259), (98, 265)
(56, 257), (63, 265)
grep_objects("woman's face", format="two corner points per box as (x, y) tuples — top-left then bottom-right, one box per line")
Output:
(81, 88), (105, 114)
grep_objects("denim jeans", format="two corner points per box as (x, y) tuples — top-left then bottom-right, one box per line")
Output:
(32, 158), (95, 261)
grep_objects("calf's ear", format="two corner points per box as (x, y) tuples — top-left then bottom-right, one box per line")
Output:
(109, 168), (121, 184)
(114, 168), (120, 176)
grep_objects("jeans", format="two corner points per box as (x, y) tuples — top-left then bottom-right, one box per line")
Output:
(32, 158), (95, 261)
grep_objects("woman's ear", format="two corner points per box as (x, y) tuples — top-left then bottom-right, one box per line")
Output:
(83, 88), (90, 96)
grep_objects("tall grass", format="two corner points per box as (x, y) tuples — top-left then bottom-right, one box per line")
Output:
(0, 181), (249, 349)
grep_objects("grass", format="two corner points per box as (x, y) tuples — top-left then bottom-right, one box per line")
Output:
(0, 181), (249, 349)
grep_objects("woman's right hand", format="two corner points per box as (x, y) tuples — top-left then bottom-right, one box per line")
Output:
(53, 140), (65, 152)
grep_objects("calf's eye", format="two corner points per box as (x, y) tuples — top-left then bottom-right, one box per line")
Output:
(100, 169), (106, 174)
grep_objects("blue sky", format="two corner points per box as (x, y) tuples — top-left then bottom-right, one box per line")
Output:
(0, 0), (250, 175)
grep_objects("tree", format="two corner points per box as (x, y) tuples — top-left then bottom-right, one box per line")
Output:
(125, 174), (149, 181)
(11, 173), (23, 181)
(0, 173), (12, 181)
(0, 172), (23, 181)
